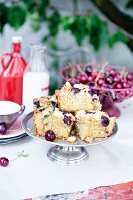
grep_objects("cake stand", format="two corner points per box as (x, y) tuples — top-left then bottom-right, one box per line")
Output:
(22, 112), (118, 166)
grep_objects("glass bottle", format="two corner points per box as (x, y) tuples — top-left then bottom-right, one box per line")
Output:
(0, 36), (27, 105)
(23, 44), (50, 113)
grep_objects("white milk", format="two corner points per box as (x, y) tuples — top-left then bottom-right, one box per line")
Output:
(23, 71), (49, 113)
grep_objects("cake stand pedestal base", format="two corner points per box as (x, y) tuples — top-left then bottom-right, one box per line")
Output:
(47, 145), (88, 166)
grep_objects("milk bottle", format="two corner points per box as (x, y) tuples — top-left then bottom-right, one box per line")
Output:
(23, 44), (50, 113)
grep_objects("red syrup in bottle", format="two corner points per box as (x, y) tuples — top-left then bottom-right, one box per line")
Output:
(0, 36), (27, 105)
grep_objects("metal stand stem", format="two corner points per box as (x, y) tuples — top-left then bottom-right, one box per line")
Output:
(47, 145), (88, 166)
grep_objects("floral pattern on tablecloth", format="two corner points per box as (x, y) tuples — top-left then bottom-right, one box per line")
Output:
(25, 181), (133, 200)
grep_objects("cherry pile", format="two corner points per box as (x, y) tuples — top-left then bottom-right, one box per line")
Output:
(68, 65), (133, 104)
(76, 65), (133, 90)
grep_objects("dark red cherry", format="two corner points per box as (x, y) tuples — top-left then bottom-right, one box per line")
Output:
(122, 82), (130, 88)
(68, 78), (79, 86)
(63, 115), (72, 126)
(71, 87), (81, 94)
(110, 69), (117, 76)
(0, 157), (9, 167)
(85, 66), (93, 76)
(97, 78), (104, 85)
(105, 76), (113, 84)
(125, 90), (131, 96)
(113, 76), (121, 83)
(106, 68), (116, 76)
(88, 76), (93, 82)
(101, 116), (109, 127)
(45, 130), (56, 142)
(116, 83), (122, 89)
(101, 83), (108, 89)
(0, 123), (7, 135)
(77, 73), (89, 84)
(91, 71), (98, 79)
(127, 73), (133, 81)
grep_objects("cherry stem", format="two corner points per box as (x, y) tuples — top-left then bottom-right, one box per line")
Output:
(77, 65), (83, 73)
(10, 150), (29, 162)
(95, 61), (109, 86)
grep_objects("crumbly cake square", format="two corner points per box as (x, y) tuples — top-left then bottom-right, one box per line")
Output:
(33, 96), (75, 140)
(55, 82), (101, 112)
(75, 110), (116, 142)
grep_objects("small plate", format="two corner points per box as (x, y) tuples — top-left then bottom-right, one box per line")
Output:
(0, 115), (26, 139)
(0, 133), (28, 145)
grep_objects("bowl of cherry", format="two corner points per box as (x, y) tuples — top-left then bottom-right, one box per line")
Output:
(59, 63), (133, 117)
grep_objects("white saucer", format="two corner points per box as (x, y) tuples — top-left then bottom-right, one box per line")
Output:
(0, 115), (25, 139)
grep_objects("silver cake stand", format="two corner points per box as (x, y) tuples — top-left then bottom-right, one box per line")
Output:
(22, 112), (118, 166)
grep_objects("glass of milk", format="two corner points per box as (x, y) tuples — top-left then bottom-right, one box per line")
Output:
(23, 44), (50, 113)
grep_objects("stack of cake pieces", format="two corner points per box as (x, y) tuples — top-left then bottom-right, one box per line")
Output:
(33, 82), (116, 143)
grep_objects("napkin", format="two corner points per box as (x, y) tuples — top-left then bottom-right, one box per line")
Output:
(25, 181), (133, 200)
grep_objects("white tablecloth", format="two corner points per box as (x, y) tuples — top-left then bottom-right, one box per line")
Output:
(0, 98), (133, 200)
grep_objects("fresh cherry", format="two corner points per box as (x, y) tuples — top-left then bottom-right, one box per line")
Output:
(88, 76), (93, 82)
(105, 76), (113, 84)
(91, 71), (98, 79)
(68, 78), (79, 86)
(45, 130), (56, 142)
(113, 75), (121, 83)
(101, 116), (109, 127)
(97, 78), (104, 85)
(77, 73), (89, 84)
(110, 69), (117, 76)
(101, 83), (108, 89)
(127, 73), (133, 81)
(85, 66), (93, 76)
(122, 82), (130, 88)
(106, 68), (116, 76)
(0, 123), (7, 135)
(0, 157), (9, 167)
(116, 83), (122, 89)
(125, 90), (131, 96)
